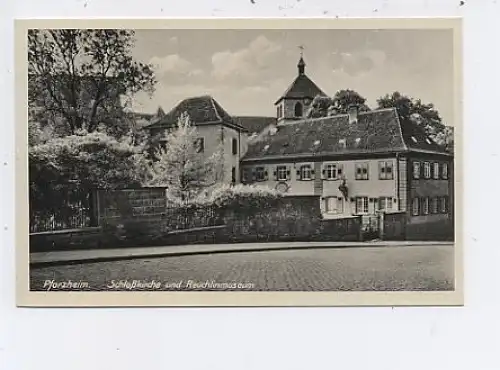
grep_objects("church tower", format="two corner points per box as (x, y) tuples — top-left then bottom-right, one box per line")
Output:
(275, 52), (327, 126)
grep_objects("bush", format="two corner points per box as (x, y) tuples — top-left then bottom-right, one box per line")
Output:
(193, 183), (283, 209)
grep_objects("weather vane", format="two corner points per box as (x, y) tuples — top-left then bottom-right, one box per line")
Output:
(298, 45), (304, 57)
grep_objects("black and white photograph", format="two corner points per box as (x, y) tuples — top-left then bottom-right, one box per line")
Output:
(18, 19), (462, 305)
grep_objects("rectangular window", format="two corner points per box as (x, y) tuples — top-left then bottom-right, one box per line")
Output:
(231, 167), (236, 184)
(441, 196), (449, 213)
(413, 161), (421, 179)
(442, 163), (449, 179)
(378, 197), (393, 212)
(232, 138), (238, 155)
(355, 196), (369, 214)
(378, 161), (394, 180)
(412, 197), (420, 216)
(195, 138), (204, 153)
(355, 163), (369, 180)
(276, 165), (288, 181)
(241, 168), (251, 183)
(299, 165), (312, 180)
(324, 163), (342, 180)
(431, 197), (439, 214)
(325, 197), (343, 214)
(423, 162), (431, 179)
(421, 197), (430, 215)
(433, 162), (440, 179)
(255, 167), (266, 182)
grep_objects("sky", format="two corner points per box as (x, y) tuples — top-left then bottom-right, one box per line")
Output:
(129, 28), (456, 125)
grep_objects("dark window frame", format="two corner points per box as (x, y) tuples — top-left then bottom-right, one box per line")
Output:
(355, 162), (369, 180)
(378, 161), (394, 180)
(232, 138), (238, 155)
(255, 167), (266, 182)
(413, 161), (421, 179)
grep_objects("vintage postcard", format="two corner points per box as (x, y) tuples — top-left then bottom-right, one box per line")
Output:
(16, 18), (463, 307)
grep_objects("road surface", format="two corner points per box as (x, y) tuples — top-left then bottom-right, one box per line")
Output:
(30, 244), (454, 291)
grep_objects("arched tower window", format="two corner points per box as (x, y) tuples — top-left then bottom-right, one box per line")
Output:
(294, 102), (303, 117)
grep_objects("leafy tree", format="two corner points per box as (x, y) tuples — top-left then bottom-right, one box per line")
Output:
(332, 89), (371, 114)
(376, 91), (453, 151)
(29, 131), (151, 226)
(148, 113), (225, 203)
(306, 89), (370, 118)
(28, 29), (156, 137)
(306, 95), (334, 118)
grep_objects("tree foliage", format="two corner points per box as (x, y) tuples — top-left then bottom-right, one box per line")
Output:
(306, 89), (370, 118)
(376, 91), (453, 151)
(30, 131), (149, 194)
(332, 89), (371, 114)
(148, 113), (225, 202)
(28, 29), (156, 137)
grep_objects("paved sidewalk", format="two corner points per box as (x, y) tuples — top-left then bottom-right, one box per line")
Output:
(30, 240), (453, 266)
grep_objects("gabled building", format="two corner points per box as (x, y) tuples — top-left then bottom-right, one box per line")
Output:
(145, 95), (247, 184)
(144, 55), (454, 239)
(241, 104), (453, 238)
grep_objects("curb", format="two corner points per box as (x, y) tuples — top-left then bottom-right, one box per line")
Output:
(30, 241), (454, 268)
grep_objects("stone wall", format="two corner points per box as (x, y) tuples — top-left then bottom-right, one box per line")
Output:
(96, 187), (167, 224)
(320, 216), (362, 242)
(220, 195), (361, 243)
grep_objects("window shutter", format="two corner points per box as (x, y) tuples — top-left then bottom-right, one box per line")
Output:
(296, 169), (301, 177)
(273, 169), (277, 180)
(378, 161), (384, 179)
(286, 167), (291, 180)
(321, 167), (326, 179)
(264, 170), (268, 181)
(311, 168), (315, 179)
(338, 164), (343, 177)
(251, 169), (256, 182)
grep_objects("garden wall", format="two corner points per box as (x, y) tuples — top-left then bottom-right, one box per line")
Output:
(30, 192), (363, 252)
(221, 195), (324, 243)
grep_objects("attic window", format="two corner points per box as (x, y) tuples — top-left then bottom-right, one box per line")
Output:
(314, 140), (320, 146)
(411, 136), (418, 143)
(339, 139), (346, 148)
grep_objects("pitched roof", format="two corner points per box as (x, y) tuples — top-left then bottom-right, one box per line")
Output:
(275, 74), (327, 104)
(145, 95), (245, 131)
(399, 119), (446, 153)
(242, 108), (450, 161)
(233, 116), (277, 134)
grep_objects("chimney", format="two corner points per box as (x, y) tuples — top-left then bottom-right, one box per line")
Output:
(348, 104), (358, 124)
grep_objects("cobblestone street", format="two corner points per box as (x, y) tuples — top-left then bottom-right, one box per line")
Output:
(30, 245), (454, 291)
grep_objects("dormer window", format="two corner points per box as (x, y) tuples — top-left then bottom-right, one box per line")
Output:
(294, 102), (303, 117)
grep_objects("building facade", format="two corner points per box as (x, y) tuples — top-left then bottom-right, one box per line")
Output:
(146, 95), (248, 185)
(145, 56), (454, 239)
